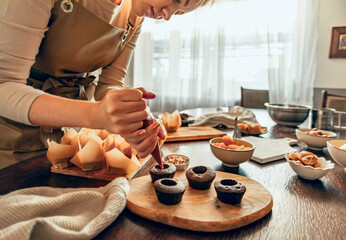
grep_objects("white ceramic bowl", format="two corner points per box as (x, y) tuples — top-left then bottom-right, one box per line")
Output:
(163, 153), (190, 171)
(295, 129), (337, 150)
(327, 140), (346, 169)
(209, 137), (255, 167)
(285, 153), (334, 180)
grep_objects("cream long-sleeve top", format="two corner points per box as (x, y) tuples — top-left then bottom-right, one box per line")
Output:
(0, 0), (142, 125)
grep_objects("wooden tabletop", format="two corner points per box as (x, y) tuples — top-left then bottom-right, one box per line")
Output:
(0, 108), (345, 239)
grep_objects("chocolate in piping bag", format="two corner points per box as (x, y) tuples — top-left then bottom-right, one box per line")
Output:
(142, 112), (163, 169)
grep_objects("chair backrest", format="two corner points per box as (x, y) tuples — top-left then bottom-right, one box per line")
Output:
(240, 87), (269, 109)
(321, 90), (346, 127)
(321, 90), (346, 112)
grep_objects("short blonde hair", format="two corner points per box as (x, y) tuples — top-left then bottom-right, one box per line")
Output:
(199, 0), (216, 7)
(190, 0), (216, 13)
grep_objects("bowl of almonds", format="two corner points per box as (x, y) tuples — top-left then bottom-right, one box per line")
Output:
(163, 153), (190, 171)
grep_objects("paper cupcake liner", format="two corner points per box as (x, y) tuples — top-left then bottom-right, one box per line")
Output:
(155, 190), (184, 205)
(215, 191), (245, 204)
(187, 179), (214, 190)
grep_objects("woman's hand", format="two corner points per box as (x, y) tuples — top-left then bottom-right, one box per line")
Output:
(124, 122), (162, 158)
(94, 87), (162, 158)
(157, 119), (168, 146)
(95, 88), (147, 134)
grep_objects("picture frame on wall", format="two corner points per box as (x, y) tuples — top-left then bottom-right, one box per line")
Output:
(329, 26), (346, 58)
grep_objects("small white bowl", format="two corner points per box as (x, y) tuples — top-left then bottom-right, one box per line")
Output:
(163, 153), (190, 171)
(285, 153), (334, 180)
(209, 137), (255, 167)
(296, 129), (337, 150)
(327, 140), (346, 169)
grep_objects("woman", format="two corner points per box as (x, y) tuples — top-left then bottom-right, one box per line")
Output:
(0, 0), (212, 169)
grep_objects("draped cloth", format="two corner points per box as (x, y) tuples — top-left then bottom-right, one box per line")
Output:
(190, 106), (258, 128)
(0, 177), (129, 240)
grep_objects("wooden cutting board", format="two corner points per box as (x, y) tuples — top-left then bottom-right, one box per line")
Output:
(166, 126), (226, 142)
(127, 171), (273, 232)
(50, 154), (152, 181)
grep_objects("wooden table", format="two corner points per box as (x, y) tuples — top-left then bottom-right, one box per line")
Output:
(0, 108), (345, 239)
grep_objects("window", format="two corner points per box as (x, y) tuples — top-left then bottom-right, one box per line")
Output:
(134, 0), (314, 113)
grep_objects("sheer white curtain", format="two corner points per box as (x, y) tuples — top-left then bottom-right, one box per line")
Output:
(133, 0), (320, 113)
(268, 0), (320, 106)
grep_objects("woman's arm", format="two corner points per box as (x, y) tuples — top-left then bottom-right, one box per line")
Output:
(94, 16), (144, 100)
(29, 87), (162, 158)
(0, 0), (56, 124)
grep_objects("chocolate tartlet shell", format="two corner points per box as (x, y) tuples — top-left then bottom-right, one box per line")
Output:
(149, 163), (176, 183)
(154, 178), (186, 205)
(214, 179), (246, 204)
(186, 166), (216, 190)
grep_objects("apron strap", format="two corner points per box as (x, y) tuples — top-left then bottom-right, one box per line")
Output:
(28, 69), (96, 100)
(128, 10), (137, 29)
(28, 69), (96, 134)
(122, 10), (140, 43)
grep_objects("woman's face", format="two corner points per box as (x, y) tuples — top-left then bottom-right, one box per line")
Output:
(131, 0), (202, 21)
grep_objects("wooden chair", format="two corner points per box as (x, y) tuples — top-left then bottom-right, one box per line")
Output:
(321, 90), (346, 110)
(240, 87), (269, 109)
(321, 90), (346, 127)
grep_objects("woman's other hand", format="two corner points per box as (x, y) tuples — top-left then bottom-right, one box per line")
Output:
(157, 119), (167, 144)
(124, 121), (161, 158)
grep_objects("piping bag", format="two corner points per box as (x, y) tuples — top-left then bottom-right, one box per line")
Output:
(142, 108), (164, 169)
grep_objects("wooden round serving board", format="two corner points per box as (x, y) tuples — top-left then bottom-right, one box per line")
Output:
(127, 171), (273, 232)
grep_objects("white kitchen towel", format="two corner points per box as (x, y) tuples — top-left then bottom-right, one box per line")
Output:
(0, 177), (129, 240)
(190, 106), (258, 128)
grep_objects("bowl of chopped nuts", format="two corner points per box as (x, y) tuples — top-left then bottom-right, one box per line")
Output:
(163, 153), (190, 171)
(285, 151), (334, 180)
(295, 128), (337, 150)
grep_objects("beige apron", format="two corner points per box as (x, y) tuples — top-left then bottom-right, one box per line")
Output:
(0, 0), (140, 169)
